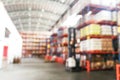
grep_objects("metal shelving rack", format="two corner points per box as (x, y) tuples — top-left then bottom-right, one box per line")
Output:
(77, 3), (118, 72)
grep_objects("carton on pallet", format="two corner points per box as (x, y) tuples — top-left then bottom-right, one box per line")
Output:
(112, 26), (117, 36)
(85, 26), (90, 36)
(88, 24), (101, 35)
(112, 11), (117, 22)
(118, 11), (120, 25)
(101, 39), (113, 52)
(80, 41), (87, 51)
(80, 28), (84, 38)
(101, 25), (112, 35)
(80, 39), (102, 51)
(88, 39), (102, 51)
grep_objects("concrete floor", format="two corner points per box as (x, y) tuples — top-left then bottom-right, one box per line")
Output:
(0, 58), (116, 80)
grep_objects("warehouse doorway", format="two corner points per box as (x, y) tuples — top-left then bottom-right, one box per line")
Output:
(3, 46), (8, 58)
(2, 46), (8, 68)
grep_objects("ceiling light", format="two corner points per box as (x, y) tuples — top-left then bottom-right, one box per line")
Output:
(86, 11), (92, 16)
(40, 14), (42, 17)
(60, 0), (65, 3)
(50, 16), (53, 18)
(41, 9), (45, 12)
(37, 23), (40, 25)
(28, 7), (32, 11)
(28, 13), (31, 17)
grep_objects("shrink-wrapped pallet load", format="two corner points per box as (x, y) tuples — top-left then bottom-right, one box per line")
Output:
(112, 26), (117, 36)
(80, 41), (86, 51)
(101, 25), (112, 35)
(80, 28), (83, 38)
(88, 39), (102, 51)
(118, 11), (120, 25)
(85, 26), (90, 36)
(112, 11), (117, 22)
(88, 24), (101, 35)
(101, 39), (113, 52)
(80, 39), (102, 51)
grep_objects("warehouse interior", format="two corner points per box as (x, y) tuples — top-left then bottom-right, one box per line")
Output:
(0, 0), (120, 80)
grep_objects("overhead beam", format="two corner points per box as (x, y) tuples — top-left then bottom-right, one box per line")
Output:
(15, 23), (50, 28)
(9, 11), (58, 22)
(6, 6), (61, 16)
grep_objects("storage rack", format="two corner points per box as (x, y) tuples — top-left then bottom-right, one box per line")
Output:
(45, 33), (58, 61)
(77, 3), (118, 72)
(20, 32), (46, 57)
(45, 38), (51, 60)
(75, 30), (81, 54)
(49, 33), (58, 60)
(46, 38), (50, 55)
(38, 38), (46, 56)
(56, 27), (68, 64)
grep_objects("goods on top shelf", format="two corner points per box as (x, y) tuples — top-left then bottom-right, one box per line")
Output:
(94, 10), (112, 21)
(78, 10), (117, 29)
(80, 0), (118, 15)
(85, 10), (110, 22)
(90, 0), (117, 7)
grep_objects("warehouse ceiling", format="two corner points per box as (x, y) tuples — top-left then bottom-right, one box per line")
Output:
(1, 0), (75, 32)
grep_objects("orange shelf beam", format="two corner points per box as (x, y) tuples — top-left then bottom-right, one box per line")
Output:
(80, 35), (117, 40)
(77, 20), (117, 29)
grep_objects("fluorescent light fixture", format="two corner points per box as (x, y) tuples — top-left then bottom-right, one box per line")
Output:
(86, 11), (92, 16)
(28, 22), (31, 25)
(41, 9), (45, 12)
(40, 14), (42, 17)
(28, 7), (32, 11)
(60, 0), (65, 3)
(28, 13), (31, 17)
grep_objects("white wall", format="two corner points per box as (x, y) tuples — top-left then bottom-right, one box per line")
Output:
(0, 2), (22, 67)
